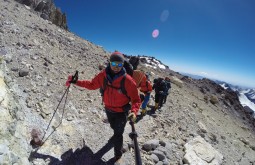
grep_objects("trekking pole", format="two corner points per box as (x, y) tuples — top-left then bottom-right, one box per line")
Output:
(129, 120), (142, 165)
(30, 71), (78, 151)
(41, 71), (78, 142)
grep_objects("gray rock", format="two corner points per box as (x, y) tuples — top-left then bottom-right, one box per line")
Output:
(0, 48), (7, 55)
(156, 161), (163, 165)
(40, 13), (48, 20)
(35, 1), (45, 12)
(159, 140), (166, 147)
(0, 144), (9, 155)
(163, 159), (170, 165)
(143, 139), (160, 151)
(151, 154), (159, 163)
(22, 0), (33, 6)
(18, 69), (29, 77)
(11, 67), (19, 71)
(152, 150), (165, 161)
(183, 136), (223, 165)
(9, 152), (19, 164)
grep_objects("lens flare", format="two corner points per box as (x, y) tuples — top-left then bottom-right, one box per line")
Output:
(160, 10), (169, 22)
(152, 29), (159, 38)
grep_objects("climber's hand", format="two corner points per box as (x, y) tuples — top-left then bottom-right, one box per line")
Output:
(128, 111), (136, 122)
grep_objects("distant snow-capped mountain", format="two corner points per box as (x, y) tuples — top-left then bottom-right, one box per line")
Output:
(217, 81), (255, 113)
(125, 55), (169, 70)
(180, 74), (255, 113)
(141, 56), (167, 69)
(245, 89), (255, 103)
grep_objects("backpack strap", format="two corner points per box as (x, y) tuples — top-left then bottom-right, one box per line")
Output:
(99, 77), (107, 97)
(100, 74), (130, 102)
(120, 74), (127, 97)
(99, 78), (107, 104)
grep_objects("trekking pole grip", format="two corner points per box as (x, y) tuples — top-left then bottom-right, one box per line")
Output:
(71, 70), (79, 83)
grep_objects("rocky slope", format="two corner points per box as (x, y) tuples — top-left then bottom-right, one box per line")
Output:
(0, 0), (255, 165)
(15, 0), (68, 30)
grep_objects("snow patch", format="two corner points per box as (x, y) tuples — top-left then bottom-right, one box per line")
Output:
(220, 83), (229, 90)
(239, 92), (255, 112)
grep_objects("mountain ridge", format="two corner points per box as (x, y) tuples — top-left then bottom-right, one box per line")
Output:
(179, 72), (255, 114)
(15, 0), (68, 30)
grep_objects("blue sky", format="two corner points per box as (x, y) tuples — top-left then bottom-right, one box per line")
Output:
(55, 0), (255, 88)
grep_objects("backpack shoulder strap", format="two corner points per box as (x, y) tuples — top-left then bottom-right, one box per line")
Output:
(120, 74), (132, 101)
(100, 77), (108, 96)
(100, 74), (129, 99)
(120, 74), (129, 98)
(103, 77), (107, 90)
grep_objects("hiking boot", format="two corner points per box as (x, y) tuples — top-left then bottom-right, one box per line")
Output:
(114, 156), (123, 165)
(154, 103), (159, 110)
(141, 108), (147, 116)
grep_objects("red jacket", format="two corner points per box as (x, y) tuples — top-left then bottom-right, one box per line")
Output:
(139, 75), (153, 93)
(75, 69), (141, 115)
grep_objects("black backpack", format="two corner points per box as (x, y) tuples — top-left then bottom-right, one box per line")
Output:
(159, 80), (167, 92)
(123, 60), (134, 76)
(154, 78), (167, 93)
(166, 80), (171, 90)
(156, 78), (163, 85)
(129, 56), (139, 70)
(153, 78), (158, 84)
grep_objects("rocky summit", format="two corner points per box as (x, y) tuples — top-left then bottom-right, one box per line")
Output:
(0, 0), (255, 165)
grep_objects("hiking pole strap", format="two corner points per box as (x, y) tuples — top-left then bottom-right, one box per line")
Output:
(129, 121), (142, 165)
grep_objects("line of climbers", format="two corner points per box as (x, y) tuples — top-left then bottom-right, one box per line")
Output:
(65, 51), (171, 165)
(127, 56), (172, 114)
(98, 52), (172, 114)
(153, 76), (171, 110)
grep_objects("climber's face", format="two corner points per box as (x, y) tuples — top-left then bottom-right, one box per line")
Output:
(110, 61), (123, 73)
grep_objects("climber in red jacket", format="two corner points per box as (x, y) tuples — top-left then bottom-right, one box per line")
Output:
(66, 51), (141, 164)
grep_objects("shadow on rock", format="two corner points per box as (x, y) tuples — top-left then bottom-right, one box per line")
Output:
(29, 140), (116, 165)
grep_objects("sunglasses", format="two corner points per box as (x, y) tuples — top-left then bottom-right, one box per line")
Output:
(111, 62), (123, 67)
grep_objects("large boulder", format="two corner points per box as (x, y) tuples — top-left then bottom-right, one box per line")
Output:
(183, 136), (223, 165)
(171, 76), (183, 88)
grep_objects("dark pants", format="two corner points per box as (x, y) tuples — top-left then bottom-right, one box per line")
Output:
(155, 93), (164, 108)
(163, 94), (168, 104)
(105, 110), (127, 158)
